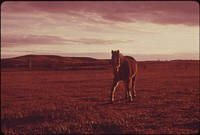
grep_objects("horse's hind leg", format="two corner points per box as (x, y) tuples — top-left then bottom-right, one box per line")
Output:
(132, 76), (136, 97)
(128, 79), (133, 102)
(124, 82), (129, 100)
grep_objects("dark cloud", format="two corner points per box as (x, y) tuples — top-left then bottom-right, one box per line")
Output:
(2, 34), (131, 47)
(2, 1), (199, 26)
(1, 34), (67, 46)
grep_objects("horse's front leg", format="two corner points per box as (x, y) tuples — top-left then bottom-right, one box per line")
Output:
(110, 80), (119, 102)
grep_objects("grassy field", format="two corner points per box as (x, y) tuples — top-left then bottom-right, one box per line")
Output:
(1, 60), (199, 134)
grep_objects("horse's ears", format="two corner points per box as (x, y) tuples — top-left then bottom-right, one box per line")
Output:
(111, 50), (119, 54)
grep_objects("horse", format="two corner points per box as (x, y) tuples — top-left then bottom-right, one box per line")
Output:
(110, 50), (137, 102)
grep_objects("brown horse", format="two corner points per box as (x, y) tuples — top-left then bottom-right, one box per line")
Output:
(110, 50), (137, 102)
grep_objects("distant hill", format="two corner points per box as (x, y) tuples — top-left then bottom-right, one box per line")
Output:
(1, 54), (199, 71)
(1, 54), (111, 70)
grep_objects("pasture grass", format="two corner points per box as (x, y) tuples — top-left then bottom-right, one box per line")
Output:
(1, 61), (199, 134)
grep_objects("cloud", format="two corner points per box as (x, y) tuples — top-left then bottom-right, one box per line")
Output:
(1, 1), (198, 60)
(1, 34), (68, 46)
(72, 38), (134, 45)
(2, 34), (132, 47)
(2, 1), (199, 26)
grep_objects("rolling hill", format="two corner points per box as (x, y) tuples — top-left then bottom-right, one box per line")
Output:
(1, 54), (199, 71)
(1, 55), (111, 70)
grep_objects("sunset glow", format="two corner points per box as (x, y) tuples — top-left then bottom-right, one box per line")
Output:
(1, 1), (199, 60)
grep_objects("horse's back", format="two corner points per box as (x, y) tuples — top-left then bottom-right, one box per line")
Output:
(125, 56), (136, 62)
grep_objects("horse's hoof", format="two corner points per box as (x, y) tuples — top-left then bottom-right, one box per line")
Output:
(129, 99), (133, 102)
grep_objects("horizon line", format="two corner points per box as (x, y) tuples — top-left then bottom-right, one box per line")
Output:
(1, 52), (199, 61)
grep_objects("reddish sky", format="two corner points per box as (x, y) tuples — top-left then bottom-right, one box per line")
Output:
(1, 1), (199, 60)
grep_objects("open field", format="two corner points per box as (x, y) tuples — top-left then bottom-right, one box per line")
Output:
(1, 57), (199, 134)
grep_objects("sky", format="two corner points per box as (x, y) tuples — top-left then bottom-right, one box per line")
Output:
(1, 1), (199, 60)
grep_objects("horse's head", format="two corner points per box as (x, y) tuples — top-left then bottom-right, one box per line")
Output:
(111, 50), (121, 74)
